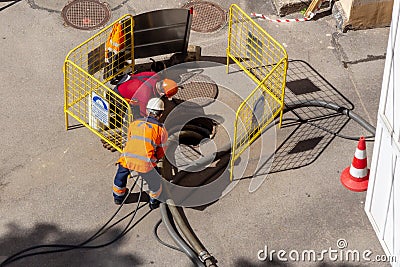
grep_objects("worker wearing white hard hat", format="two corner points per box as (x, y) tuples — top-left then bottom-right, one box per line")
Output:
(113, 98), (168, 209)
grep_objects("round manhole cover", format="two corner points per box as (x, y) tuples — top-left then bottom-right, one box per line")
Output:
(175, 73), (218, 107)
(182, 0), (227, 33)
(62, 0), (111, 30)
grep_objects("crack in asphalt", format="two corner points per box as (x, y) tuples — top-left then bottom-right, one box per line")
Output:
(0, 164), (22, 195)
(331, 31), (349, 64)
(342, 54), (387, 68)
(27, 0), (60, 13)
(331, 32), (386, 68)
(330, 31), (374, 124)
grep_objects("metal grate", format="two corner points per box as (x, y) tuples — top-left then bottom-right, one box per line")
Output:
(182, 0), (227, 33)
(61, 0), (111, 30)
(175, 73), (218, 107)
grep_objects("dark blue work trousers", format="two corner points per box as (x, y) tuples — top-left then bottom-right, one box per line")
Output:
(113, 164), (161, 202)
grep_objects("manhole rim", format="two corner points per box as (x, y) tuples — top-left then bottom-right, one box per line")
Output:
(182, 0), (228, 33)
(175, 79), (219, 107)
(61, 0), (111, 31)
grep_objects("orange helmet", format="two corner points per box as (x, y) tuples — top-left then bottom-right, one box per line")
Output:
(159, 79), (178, 98)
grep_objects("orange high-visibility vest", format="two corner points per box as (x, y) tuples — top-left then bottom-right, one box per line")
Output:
(105, 22), (125, 62)
(118, 117), (168, 173)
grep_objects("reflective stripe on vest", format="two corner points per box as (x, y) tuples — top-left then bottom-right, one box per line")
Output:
(120, 152), (157, 163)
(105, 22), (125, 61)
(128, 135), (158, 149)
(119, 117), (167, 172)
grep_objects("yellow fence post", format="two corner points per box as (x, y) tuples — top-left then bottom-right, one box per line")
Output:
(226, 6), (233, 74)
(63, 14), (135, 152)
(226, 4), (288, 181)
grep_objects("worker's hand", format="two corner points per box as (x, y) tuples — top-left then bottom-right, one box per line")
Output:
(127, 98), (139, 105)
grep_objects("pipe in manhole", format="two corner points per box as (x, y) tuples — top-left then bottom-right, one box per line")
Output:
(61, 0), (111, 30)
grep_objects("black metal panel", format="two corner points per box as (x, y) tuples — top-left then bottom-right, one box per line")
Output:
(133, 8), (192, 59)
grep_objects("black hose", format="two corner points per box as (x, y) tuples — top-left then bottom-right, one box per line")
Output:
(160, 203), (204, 266)
(182, 124), (212, 138)
(285, 100), (376, 135)
(178, 130), (206, 146)
(165, 200), (216, 266)
(168, 99), (377, 185)
(167, 124), (211, 139)
(157, 99), (377, 267)
(167, 139), (230, 185)
(305, 120), (375, 141)
(1, 177), (145, 266)
(346, 110), (376, 135)
(153, 219), (184, 253)
(166, 200), (206, 255)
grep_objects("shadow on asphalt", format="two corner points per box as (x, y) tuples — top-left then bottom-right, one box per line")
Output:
(241, 59), (354, 177)
(125, 191), (150, 204)
(0, 209), (152, 266)
(158, 59), (355, 207)
(267, 114), (350, 174)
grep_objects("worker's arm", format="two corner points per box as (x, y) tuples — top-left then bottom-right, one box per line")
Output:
(127, 122), (135, 140)
(155, 127), (168, 160)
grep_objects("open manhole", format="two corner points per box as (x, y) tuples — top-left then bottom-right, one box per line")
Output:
(182, 0), (227, 33)
(61, 0), (111, 30)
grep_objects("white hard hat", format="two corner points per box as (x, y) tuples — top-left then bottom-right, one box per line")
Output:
(146, 98), (164, 111)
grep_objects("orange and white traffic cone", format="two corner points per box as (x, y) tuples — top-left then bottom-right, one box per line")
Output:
(340, 136), (369, 192)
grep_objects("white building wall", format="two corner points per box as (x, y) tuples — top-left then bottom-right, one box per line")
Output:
(365, 0), (400, 265)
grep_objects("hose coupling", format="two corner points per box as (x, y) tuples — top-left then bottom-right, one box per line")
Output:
(199, 251), (212, 262)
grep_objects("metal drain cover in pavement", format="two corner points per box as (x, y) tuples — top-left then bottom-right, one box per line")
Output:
(175, 73), (219, 107)
(62, 0), (111, 30)
(182, 0), (227, 33)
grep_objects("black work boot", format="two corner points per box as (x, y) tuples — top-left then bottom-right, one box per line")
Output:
(114, 191), (129, 205)
(149, 198), (160, 210)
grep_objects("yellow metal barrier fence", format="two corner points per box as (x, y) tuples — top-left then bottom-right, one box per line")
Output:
(63, 14), (135, 152)
(226, 4), (288, 181)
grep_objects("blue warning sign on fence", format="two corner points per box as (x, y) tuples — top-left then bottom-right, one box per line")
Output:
(91, 92), (109, 126)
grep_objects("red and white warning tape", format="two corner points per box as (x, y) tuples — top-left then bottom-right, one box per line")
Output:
(250, 13), (312, 22)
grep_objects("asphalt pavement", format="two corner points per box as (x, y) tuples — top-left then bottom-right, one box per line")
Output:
(0, 0), (391, 266)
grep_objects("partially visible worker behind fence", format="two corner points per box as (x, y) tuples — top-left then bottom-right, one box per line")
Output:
(108, 68), (179, 120)
(112, 98), (168, 210)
